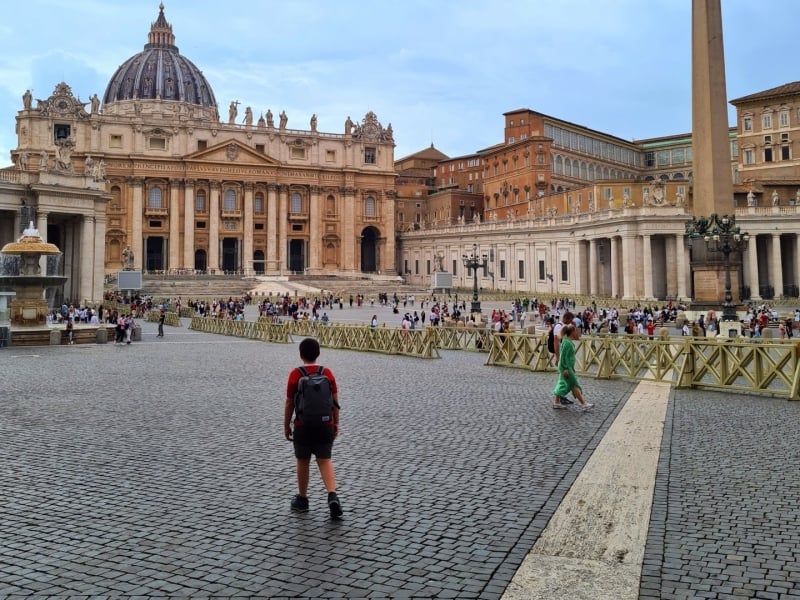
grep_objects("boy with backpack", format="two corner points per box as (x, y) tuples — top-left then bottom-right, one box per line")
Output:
(284, 337), (343, 519)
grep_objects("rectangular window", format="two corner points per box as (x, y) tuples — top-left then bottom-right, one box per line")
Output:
(765, 148), (773, 162)
(291, 147), (306, 159)
(364, 147), (376, 164)
(644, 151), (655, 167)
(763, 114), (772, 129)
(657, 150), (670, 166)
(744, 149), (754, 165)
(538, 260), (545, 280)
(414, 259), (419, 275)
(780, 112), (789, 127)
(149, 137), (166, 150)
(452, 259), (457, 276)
(499, 260), (506, 279)
(782, 146), (790, 160)
(404, 259), (409, 275)
(426, 260), (431, 275)
(671, 148), (685, 164)
(109, 134), (123, 148)
(507, 136), (515, 144)
(254, 196), (264, 213)
(731, 141), (738, 157)
(196, 221), (206, 229)
(560, 260), (568, 282)
(518, 260), (525, 280)
(604, 187), (612, 200)
(325, 150), (336, 162)
(149, 220), (162, 228)
(743, 117), (752, 131)
(197, 140), (208, 150)
(255, 143), (264, 153)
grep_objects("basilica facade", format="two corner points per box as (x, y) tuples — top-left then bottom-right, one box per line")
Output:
(0, 5), (396, 303)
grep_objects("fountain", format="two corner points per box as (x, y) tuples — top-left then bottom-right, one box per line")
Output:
(0, 222), (67, 333)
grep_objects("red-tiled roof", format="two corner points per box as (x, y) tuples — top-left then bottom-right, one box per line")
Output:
(730, 82), (800, 104)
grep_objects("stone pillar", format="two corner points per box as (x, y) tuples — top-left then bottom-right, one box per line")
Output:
(589, 238), (598, 296)
(36, 210), (48, 275)
(746, 234), (761, 300)
(169, 180), (181, 271)
(267, 184), (278, 274)
(676, 234), (689, 300)
(93, 213), (106, 302)
(209, 182), (220, 272)
(621, 235), (636, 299)
(642, 234), (654, 299)
(343, 187), (356, 272)
(610, 236), (620, 299)
(278, 184), (288, 273)
(184, 180), (195, 270)
(80, 215), (95, 303)
(131, 178), (143, 270)
(243, 183), (254, 276)
(771, 233), (783, 298)
(309, 185), (321, 271)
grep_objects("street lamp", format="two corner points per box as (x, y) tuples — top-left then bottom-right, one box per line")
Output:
(462, 243), (488, 314)
(685, 213), (750, 322)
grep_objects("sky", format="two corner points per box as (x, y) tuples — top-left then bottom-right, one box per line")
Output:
(0, 0), (796, 167)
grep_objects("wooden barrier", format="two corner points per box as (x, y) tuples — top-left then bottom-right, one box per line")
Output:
(146, 310), (182, 327)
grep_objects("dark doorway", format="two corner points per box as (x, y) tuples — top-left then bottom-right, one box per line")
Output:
(253, 250), (265, 275)
(289, 239), (305, 273)
(222, 238), (238, 273)
(361, 226), (379, 272)
(146, 237), (164, 271)
(194, 249), (207, 272)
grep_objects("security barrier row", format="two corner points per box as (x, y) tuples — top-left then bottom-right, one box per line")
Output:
(146, 310), (182, 327)
(189, 316), (290, 343)
(486, 332), (800, 400)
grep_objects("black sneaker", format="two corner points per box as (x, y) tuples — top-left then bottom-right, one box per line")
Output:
(290, 494), (309, 513)
(328, 492), (343, 519)
(558, 396), (574, 405)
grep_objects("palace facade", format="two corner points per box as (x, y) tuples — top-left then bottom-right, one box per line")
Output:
(0, 5), (396, 303)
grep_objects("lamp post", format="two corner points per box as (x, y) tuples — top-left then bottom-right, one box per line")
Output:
(685, 213), (750, 322)
(462, 243), (488, 314)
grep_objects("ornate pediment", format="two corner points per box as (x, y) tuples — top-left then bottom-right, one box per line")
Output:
(352, 111), (394, 142)
(185, 139), (280, 165)
(36, 82), (89, 119)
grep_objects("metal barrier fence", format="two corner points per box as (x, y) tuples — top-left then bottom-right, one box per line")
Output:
(486, 332), (800, 400)
(189, 317), (290, 344)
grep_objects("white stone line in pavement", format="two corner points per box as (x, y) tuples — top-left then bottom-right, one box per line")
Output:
(502, 381), (670, 600)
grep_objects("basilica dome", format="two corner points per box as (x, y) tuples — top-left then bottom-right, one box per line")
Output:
(102, 4), (217, 109)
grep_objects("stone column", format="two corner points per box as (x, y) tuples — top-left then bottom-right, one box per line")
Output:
(243, 183), (254, 276)
(343, 187), (356, 272)
(278, 185), (288, 273)
(309, 185), (321, 271)
(642, 234), (654, 299)
(746, 234), (760, 300)
(93, 213), (106, 303)
(589, 238), (598, 296)
(621, 235), (636, 299)
(610, 236), (620, 299)
(676, 234), (688, 300)
(209, 182), (220, 272)
(771, 233), (783, 298)
(80, 215), (95, 303)
(184, 180), (195, 270)
(36, 211), (49, 275)
(169, 180), (181, 271)
(267, 184), (278, 274)
(131, 178), (144, 270)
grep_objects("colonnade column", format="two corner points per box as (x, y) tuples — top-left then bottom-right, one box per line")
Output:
(610, 236), (620, 299)
(343, 187), (356, 272)
(243, 183), (254, 276)
(266, 184), (278, 274)
(80, 216), (95, 303)
(278, 185), (288, 273)
(131, 178), (143, 270)
(588, 238), (598, 296)
(621, 235), (636, 299)
(309, 185), (321, 272)
(771, 233), (783, 298)
(746, 234), (761, 300)
(169, 180), (180, 271)
(93, 213), (106, 302)
(209, 182), (220, 272)
(36, 210), (48, 275)
(183, 180), (195, 271)
(676, 234), (688, 300)
(642, 234), (654, 299)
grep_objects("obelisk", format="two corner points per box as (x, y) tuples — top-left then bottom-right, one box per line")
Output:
(690, 0), (737, 306)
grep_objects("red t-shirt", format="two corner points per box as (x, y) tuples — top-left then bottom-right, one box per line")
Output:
(286, 364), (338, 402)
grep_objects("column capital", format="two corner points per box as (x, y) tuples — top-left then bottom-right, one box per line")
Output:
(210, 181), (221, 191)
(184, 178), (196, 188)
(127, 176), (145, 187)
(244, 182), (255, 192)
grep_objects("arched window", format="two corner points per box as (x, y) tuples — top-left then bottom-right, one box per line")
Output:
(603, 167), (610, 179)
(110, 186), (121, 211)
(148, 186), (163, 209)
(364, 196), (376, 218)
(589, 165), (595, 181)
(573, 159), (579, 175)
(254, 192), (264, 213)
(564, 159), (572, 177)
(196, 189), (207, 212)
(555, 156), (563, 175)
(326, 195), (336, 217)
(291, 192), (302, 213)
(224, 189), (236, 211)
(581, 162), (588, 180)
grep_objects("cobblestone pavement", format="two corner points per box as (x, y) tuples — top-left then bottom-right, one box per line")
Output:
(641, 390), (800, 600)
(2, 316), (799, 599)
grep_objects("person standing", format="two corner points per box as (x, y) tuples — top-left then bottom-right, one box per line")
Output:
(65, 318), (74, 345)
(284, 338), (343, 519)
(552, 324), (594, 411)
(157, 309), (165, 338)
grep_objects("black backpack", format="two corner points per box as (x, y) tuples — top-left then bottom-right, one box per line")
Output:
(294, 366), (334, 426)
